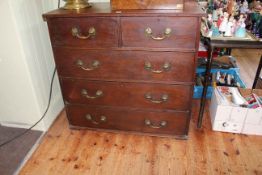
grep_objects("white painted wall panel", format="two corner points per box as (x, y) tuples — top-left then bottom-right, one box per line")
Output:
(0, 1), (44, 129)
(0, 0), (109, 131)
(0, 0), (64, 131)
(9, 0), (64, 130)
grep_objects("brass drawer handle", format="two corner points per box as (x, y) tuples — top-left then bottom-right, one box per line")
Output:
(81, 89), (103, 99)
(144, 93), (169, 104)
(75, 59), (100, 71)
(145, 27), (172, 41)
(71, 26), (96, 39)
(144, 119), (167, 129)
(85, 114), (107, 125)
(144, 61), (171, 73)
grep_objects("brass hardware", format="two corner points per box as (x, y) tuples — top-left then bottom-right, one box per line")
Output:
(144, 93), (169, 104)
(145, 27), (172, 40)
(144, 61), (171, 73)
(71, 27), (96, 39)
(63, 0), (91, 10)
(76, 59), (100, 71)
(81, 89), (103, 99)
(85, 114), (107, 125)
(144, 119), (167, 129)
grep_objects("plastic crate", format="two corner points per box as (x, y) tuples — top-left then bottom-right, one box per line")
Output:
(193, 68), (246, 99)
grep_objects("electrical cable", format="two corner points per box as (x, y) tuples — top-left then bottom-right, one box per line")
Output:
(0, 67), (57, 148)
(58, 0), (61, 8)
(0, 0), (60, 148)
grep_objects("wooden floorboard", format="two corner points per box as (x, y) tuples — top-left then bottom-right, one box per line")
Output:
(19, 102), (262, 175)
(232, 49), (262, 88)
(19, 49), (262, 175)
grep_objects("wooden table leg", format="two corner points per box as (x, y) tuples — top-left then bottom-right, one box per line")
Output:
(252, 55), (262, 89)
(197, 46), (214, 128)
(226, 48), (232, 55)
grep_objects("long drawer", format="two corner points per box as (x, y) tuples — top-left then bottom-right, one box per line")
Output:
(61, 78), (192, 111)
(121, 17), (197, 49)
(66, 105), (189, 136)
(54, 48), (195, 83)
(48, 17), (119, 47)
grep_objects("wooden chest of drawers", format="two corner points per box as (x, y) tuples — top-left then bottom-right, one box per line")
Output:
(43, 2), (204, 139)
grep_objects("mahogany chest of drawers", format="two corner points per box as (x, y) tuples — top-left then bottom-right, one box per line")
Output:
(43, 2), (204, 139)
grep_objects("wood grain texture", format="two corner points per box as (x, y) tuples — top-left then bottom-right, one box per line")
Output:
(53, 48), (195, 83)
(111, 0), (184, 10)
(232, 49), (262, 88)
(44, 2), (203, 138)
(19, 100), (262, 175)
(66, 104), (189, 136)
(48, 17), (119, 48)
(121, 17), (197, 49)
(61, 79), (192, 111)
(42, 2), (205, 19)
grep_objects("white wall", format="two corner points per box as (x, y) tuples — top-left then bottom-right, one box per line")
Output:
(0, 1), (43, 129)
(0, 0), (63, 131)
(0, 0), (110, 131)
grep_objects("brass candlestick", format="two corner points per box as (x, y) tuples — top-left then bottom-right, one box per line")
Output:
(63, 0), (91, 10)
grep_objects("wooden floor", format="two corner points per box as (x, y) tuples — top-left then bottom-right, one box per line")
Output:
(20, 49), (262, 175)
(231, 49), (262, 88)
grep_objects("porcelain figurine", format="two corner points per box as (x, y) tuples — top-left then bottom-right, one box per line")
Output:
(250, 1), (262, 12)
(216, 8), (224, 27)
(212, 22), (220, 36)
(235, 17), (246, 37)
(212, 9), (219, 21)
(240, 0), (249, 14)
(255, 24), (261, 38)
(217, 7), (224, 17)
(213, 0), (219, 9)
(224, 16), (234, 36)
(208, 0), (215, 11)
(231, 18), (237, 34)
(219, 12), (229, 33)
(207, 13), (213, 28)
(217, 15), (223, 28)
(254, 2), (262, 13)
(233, 1), (240, 16)
(208, 13), (213, 23)
(227, 0), (234, 15)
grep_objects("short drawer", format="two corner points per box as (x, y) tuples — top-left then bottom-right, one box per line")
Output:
(61, 79), (192, 111)
(121, 17), (197, 49)
(54, 48), (195, 83)
(48, 17), (118, 47)
(66, 105), (189, 136)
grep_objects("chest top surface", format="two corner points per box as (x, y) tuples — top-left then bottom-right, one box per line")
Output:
(43, 2), (205, 19)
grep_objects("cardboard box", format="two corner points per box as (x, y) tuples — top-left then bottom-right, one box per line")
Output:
(239, 89), (262, 136)
(209, 87), (262, 135)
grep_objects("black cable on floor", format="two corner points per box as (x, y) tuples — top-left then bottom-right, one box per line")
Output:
(0, 67), (57, 148)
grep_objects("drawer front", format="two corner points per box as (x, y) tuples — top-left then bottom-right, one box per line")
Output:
(66, 105), (189, 136)
(121, 17), (197, 49)
(54, 48), (195, 83)
(61, 79), (192, 111)
(48, 17), (118, 47)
